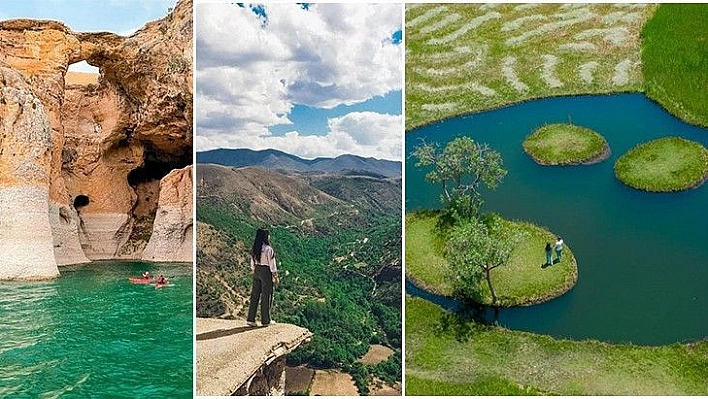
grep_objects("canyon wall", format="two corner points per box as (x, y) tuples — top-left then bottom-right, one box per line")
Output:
(0, 0), (192, 280)
(0, 66), (59, 280)
(143, 165), (193, 262)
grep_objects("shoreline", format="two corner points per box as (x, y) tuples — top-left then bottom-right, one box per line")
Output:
(406, 90), (708, 134)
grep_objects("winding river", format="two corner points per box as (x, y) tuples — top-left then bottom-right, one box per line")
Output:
(406, 93), (708, 345)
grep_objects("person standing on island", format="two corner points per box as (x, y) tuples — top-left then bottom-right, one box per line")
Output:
(545, 242), (553, 266)
(554, 237), (564, 262)
(246, 228), (280, 327)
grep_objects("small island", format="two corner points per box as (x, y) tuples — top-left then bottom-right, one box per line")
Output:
(523, 123), (610, 166)
(614, 137), (708, 192)
(410, 136), (578, 308)
(407, 212), (577, 307)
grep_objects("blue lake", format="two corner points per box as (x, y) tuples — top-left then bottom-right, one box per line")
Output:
(406, 93), (708, 345)
(0, 261), (193, 397)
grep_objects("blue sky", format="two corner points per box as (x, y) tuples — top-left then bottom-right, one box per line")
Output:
(196, 3), (403, 161)
(269, 91), (402, 137)
(0, 0), (176, 72)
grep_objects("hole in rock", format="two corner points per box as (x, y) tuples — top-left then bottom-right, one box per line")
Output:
(128, 148), (191, 220)
(74, 195), (89, 209)
(66, 61), (100, 86)
(124, 149), (191, 249)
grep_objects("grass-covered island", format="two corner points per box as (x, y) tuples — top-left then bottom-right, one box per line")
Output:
(523, 124), (609, 165)
(406, 297), (708, 396)
(406, 211), (577, 307)
(614, 137), (708, 192)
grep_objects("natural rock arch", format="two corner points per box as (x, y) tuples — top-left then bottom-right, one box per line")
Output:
(0, 0), (193, 279)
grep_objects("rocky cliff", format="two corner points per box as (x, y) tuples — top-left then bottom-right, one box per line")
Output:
(0, 0), (192, 280)
(196, 318), (313, 396)
(142, 165), (193, 262)
(0, 66), (59, 280)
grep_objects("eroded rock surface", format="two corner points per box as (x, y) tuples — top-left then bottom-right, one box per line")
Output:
(0, 0), (192, 278)
(0, 66), (59, 280)
(143, 165), (193, 262)
(196, 318), (313, 396)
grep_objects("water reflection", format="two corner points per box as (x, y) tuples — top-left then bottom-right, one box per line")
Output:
(0, 283), (58, 353)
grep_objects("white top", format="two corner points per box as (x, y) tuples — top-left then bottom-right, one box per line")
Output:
(251, 244), (277, 273)
(555, 239), (564, 251)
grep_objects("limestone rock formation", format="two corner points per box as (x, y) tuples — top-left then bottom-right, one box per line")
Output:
(0, 0), (193, 279)
(0, 18), (90, 266)
(0, 66), (59, 280)
(143, 165), (193, 262)
(196, 318), (313, 396)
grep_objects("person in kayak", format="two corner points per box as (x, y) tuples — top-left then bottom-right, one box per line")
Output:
(142, 271), (151, 280)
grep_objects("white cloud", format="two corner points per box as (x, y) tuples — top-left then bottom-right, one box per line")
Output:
(196, 3), (402, 160)
(196, 112), (402, 161)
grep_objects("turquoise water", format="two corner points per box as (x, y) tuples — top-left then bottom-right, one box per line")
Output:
(0, 261), (193, 398)
(406, 93), (708, 345)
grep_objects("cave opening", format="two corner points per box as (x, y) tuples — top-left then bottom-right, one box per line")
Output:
(123, 147), (191, 254)
(128, 145), (192, 186)
(128, 159), (176, 187)
(128, 147), (191, 217)
(73, 194), (89, 209)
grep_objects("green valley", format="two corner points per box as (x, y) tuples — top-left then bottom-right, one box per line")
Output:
(196, 164), (402, 395)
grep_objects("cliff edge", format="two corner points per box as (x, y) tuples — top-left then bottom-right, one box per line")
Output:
(196, 318), (312, 396)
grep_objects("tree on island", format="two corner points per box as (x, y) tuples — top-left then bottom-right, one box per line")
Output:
(447, 215), (524, 305)
(414, 136), (517, 305)
(412, 136), (506, 221)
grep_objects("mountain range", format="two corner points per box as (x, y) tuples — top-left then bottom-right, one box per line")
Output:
(196, 148), (401, 178)
(196, 163), (401, 230)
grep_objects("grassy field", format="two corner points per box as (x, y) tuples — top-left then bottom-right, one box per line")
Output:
(523, 123), (609, 165)
(405, 297), (708, 396)
(614, 137), (708, 192)
(405, 211), (453, 296)
(642, 4), (708, 128)
(405, 3), (656, 130)
(406, 211), (577, 307)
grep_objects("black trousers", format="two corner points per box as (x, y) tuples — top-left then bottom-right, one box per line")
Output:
(247, 266), (273, 324)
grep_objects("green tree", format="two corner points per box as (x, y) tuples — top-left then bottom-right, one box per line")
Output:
(446, 216), (524, 305)
(413, 136), (506, 220)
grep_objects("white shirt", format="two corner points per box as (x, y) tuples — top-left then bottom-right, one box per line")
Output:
(555, 239), (564, 251)
(251, 244), (277, 273)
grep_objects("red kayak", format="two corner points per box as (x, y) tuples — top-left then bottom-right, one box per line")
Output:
(129, 277), (155, 284)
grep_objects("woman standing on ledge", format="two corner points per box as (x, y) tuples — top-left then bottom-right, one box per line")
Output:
(247, 228), (280, 327)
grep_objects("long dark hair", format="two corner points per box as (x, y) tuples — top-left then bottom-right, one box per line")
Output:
(545, 242), (552, 251)
(251, 228), (270, 261)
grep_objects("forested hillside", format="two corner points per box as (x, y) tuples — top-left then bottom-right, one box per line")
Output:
(196, 164), (402, 392)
